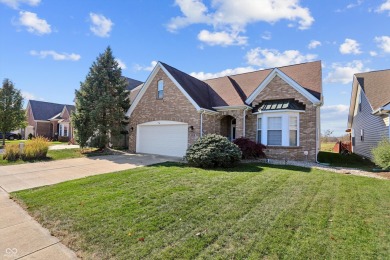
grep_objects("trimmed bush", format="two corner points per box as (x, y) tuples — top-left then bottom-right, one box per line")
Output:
(3, 144), (20, 161)
(22, 136), (49, 160)
(185, 134), (241, 168)
(233, 137), (266, 159)
(58, 136), (69, 142)
(372, 138), (390, 170)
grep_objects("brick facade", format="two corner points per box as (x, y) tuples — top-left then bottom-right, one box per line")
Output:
(250, 75), (318, 161)
(129, 70), (319, 162)
(128, 69), (201, 152)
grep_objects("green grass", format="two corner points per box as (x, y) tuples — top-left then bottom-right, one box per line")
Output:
(0, 148), (106, 166)
(320, 142), (336, 152)
(318, 151), (377, 171)
(12, 163), (390, 259)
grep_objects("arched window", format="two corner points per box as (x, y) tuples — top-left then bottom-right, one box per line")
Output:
(157, 80), (164, 99)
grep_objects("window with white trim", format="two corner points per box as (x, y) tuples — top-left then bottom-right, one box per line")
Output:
(59, 124), (63, 136)
(257, 112), (300, 147)
(157, 80), (164, 99)
(361, 129), (364, 141)
(64, 126), (68, 137)
(289, 116), (298, 146)
(257, 118), (262, 144)
(267, 117), (282, 146)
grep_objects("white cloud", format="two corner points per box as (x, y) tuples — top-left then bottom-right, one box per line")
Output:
(339, 38), (362, 54)
(325, 60), (367, 84)
(0, 0), (40, 9)
(308, 40), (321, 49)
(347, 0), (363, 9)
(190, 66), (255, 80)
(169, 0), (314, 30)
(197, 30), (247, 46)
(321, 104), (350, 135)
(30, 50), (81, 61)
(261, 31), (272, 40)
(167, 0), (314, 46)
(116, 58), (127, 70)
(167, 0), (211, 32)
(369, 51), (378, 56)
(375, 36), (390, 53)
(89, 13), (113, 37)
(377, 0), (390, 14)
(21, 91), (44, 101)
(18, 11), (51, 35)
(246, 48), (317, 68)
(134, 61), (157, 72)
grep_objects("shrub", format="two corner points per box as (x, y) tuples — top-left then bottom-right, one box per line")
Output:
(372, 138), (390, 170)
(28, 133), (34, 140)
(22, 136), (49, 160)
(185, 134), (241, 168)
(58, 136), (69, 142)
(3, 144), (20, 161)
(233, 137), (266, 159)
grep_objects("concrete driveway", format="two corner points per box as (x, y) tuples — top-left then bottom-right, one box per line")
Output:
(0, 153), (179, 193)
(0, 153), (179, 259)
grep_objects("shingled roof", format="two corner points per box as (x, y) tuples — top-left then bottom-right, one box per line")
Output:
(354, 69), (390, 111)
(123, 77), (143, 91)
(159, 61), (322, 110)
(29, 100), (75, 121)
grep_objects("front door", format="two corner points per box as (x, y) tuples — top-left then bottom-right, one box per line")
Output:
(231, 119), (236, 141)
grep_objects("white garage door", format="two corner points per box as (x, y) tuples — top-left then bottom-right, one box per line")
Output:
(137, 121), (188, 157)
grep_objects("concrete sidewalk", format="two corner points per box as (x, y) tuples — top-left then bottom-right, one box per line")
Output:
(0, 188), (78, 259)
(0, 153), (179, 259)
(0, 153), (178, 193)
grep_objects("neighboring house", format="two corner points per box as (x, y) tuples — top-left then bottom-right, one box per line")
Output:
(124, 77), (143, 92)
(347, 69), (390, 159)
(25, 100), (75, 140)
(127, 61), (323, 161)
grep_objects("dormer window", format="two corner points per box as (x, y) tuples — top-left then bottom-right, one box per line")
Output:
(157, 80), (164, 99)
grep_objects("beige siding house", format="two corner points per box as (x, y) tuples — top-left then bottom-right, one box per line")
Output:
(347, 70), (390, 159)
(127, 61), (323, 161)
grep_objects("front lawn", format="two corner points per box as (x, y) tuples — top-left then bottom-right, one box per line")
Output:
(318, 151), (377, 171)
(12, 163), (390, 259)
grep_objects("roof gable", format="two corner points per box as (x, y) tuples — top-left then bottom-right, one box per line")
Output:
(126, 62), (203, 117)
(246, 67), (321, 105)
(28, 100), (74, 121)
(354, 69), (390, 111)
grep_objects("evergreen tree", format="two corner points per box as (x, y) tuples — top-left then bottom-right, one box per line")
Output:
(73, 47), (130, 148)
(0, 79), (26, 146)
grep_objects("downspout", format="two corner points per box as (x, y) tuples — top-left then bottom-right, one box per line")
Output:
(315, 104), (321, 163)
(200, 110), (204, 137)
(243, 109), (246, 137)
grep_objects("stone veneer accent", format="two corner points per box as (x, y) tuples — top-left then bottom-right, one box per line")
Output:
(129, 71), (319, 162)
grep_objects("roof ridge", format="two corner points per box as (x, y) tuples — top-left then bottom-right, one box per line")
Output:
(202, 60), (321, 81)
(355, 68), (390, 75)
(30, 100), (74, 107)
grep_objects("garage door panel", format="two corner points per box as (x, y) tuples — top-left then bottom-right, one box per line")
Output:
(137, 123), (188, 157)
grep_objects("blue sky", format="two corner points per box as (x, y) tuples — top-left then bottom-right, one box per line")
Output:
(1, 0), (390, 136)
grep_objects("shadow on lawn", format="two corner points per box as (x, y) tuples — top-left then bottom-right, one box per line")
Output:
(147, 161), (312, 173)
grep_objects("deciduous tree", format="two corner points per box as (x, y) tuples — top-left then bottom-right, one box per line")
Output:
(0, 79), (26, 146)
